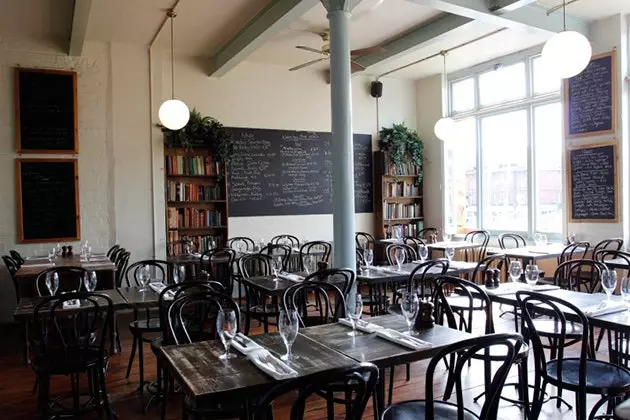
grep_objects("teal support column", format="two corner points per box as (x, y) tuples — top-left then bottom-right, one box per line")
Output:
(325, 0), (356, 275)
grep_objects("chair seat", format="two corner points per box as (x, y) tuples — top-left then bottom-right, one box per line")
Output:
(129, 318), (162, 332)
(547, 358), (630, 392)
(32, 347), (106, 374)
(383, 399), (478, 420)
(531, 319), (583, 337)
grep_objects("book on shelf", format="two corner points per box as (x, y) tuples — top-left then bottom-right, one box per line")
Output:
(167, 207), (224, 229)
(386, 221), (424, 239)
(383, 156), (420, 176)
(166, 181), (223, 202)
(165, 155), (222, 176)
(167, 231), (225, 255)
(385, 181), (421, 198)
(384, 202), (423, 220)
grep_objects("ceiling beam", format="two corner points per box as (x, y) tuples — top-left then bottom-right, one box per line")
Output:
(209, 0), (321, 77)
(406, 0), (589, 36)
(68, 0), (93, 56)
(352, 13), (473, 69)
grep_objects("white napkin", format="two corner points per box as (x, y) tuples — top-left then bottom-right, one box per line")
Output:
(583, 301), (627, 317)
(279, 272), (304, 282)
(531, 285), (560, 292)
(191, 253), (202, 258)
(339, 318), (383, 333)
(26, 256), (49, 261)
(247, 349), (298, 380)
(62, 300), (81, 309)
(81, 256), (110, 262)
(149, 282), (174, 299)
(231, 333), (262, 354)
(482, 285), (520, 296)
(375, 328), (432, 350)
(615, 397), (630, 419)
(381, 267), (412, 275)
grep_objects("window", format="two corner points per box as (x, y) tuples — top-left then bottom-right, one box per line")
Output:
(446, 53), (563, 239)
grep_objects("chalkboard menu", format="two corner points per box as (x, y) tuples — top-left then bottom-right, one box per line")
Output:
(568, 143), (618, 223)
(15, 68), (78, 153)
(228, 128), (373, 217)
(564, 51), (616, 138)
(17, 159), (80, 243)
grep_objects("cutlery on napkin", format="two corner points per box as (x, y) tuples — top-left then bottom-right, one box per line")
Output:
(231, 333), (262, 354)
(375, 328), (432, 350)
(531, 285), (560, 292)
(381, 268), (412, 275)
(279, 272), (304, 282)
(247, 349), (298, 380)
(148, 282), (175, 299)
(338, 318), (383, 333)
(583, 301), (627, 317)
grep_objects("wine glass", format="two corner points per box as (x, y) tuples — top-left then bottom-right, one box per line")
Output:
(534, 233), (542, 246)
(46, 272), (59, 296)
(138, 264), (150, 292)
(444, 232), (452, 243)
(363, 249), (374, 268)
(302, 255), (314, 275)
(509, 261), (522, 283)
(48, 248), (56, 265)
(346, 293), (363, 336)
(418, 245), (428, 262)
(394, 248), (405, 271)
(400, 291), (419, 335)
(601, 270), (617, 301)
(620, 277), (630, 310)
(445, 247), (455, 261)
(85, 246), (92, 262)
(525, 264), (539, 288)
(278, 309), (299, 360)
(567, 232), (576, 244)
(83, 271), (97, 292)
(272, 257), (282, 281)
(259, 238), (266, 251)
(56, 243), (62, 257)
(216, 309), (237, 360)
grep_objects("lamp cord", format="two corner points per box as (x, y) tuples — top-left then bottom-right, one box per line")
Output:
(441, 51), (448, 118)
(170, 12), (175, 99)
(562, 0), (566, 31)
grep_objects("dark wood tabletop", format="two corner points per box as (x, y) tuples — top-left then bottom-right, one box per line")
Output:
(16, 254), (116, 278)
(116, 286), (160, 309)
(427, 241), (482, 251)
(356, 261), (478, 284)
(159, 331), (358, 404)
(486, 244), (585, 263)
(603, 258), (630, 270)
(299, 315), (472, 369)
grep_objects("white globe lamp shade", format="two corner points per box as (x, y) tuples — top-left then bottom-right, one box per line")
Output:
(541, 31), (592, 79)
(159, 99), (190, 130)
(434, 117), (456, 142)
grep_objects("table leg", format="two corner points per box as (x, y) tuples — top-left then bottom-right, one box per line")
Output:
(375, 368), (385, 417)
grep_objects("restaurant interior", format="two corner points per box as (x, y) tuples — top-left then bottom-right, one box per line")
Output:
(1, 0), (630, 419)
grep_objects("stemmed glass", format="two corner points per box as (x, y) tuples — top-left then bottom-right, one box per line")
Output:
(418, 245), (428, 262)
(444, 232), (452, 243)
(173, 265), (185, 284)
(601, 270), (618, 301)
(278, 309), (299, 360)
(445, 247), (455, 261)
(83, 271), (97, 292)
(346, 294), (363, 336)
(138, 264), (151, 292)
(85, 246), (92, 262)
(620, 277), (630, 310)
(272, 257), (282, 281)
(48, 248), (56, 265)
(509, 261), (522, 283)
(525, 264), (539, 289)
(567, 232), (576, 244)
(46, 272), (59, 296)
(216, 309), (237, 360)
(394, 248), (405, 271)
(302, 255), (314, 275)
(400, 291), (419, 335)
(363, 249), (374, 269)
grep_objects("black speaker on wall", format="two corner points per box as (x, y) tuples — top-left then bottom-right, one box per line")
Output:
(370, 81), (383, 98)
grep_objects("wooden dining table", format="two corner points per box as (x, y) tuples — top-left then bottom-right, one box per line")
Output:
(486, 243), (584, 265)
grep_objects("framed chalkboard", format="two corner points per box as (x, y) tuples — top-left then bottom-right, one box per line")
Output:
(567, 142), (618, 223)
(227, 128), (373, 217)
(15, 68), (78, 153)
(564, 50), (616, 138)
(16, 159), (81, 243)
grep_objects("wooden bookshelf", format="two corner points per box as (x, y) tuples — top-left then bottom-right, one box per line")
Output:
(164, 147), (229, 256)
(374, 151), (424, 239)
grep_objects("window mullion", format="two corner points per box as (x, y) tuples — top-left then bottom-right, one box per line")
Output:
(527, 106), (535, 240)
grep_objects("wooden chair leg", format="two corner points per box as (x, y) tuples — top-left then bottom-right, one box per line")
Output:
(125, 335), (137, 379)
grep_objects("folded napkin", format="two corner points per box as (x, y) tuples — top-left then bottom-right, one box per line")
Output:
(482, 285), (521, 296)
(339, 318), (383, 333)
(583, 301), (627, 317)
(231, 333), (263, 354)
(191, 253), (202, 258)
(149, 282), (174, 299)
(26, 256), (49, 261)
(279, 272), (304, 283)
(375, 328), (432, 350)
(381, 267), (412, 275)
(62, 300), (81, 309)
(81, 256), (110, 263)
(531, 284), (560, 292)
(26, 262), (53, 267)
(247, 349), (298, 380)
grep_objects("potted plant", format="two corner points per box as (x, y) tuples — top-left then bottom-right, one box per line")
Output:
(160, 108), (235, 166)
(378, 123), (424, 185)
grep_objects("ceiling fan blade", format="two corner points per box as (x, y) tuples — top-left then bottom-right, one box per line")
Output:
(351, 61), (366, 71)
(351, 46), (385, 56)
(296, 46), (326, 55)
(289, 57), (329, 71)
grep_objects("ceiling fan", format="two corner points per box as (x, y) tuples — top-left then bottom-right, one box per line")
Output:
(289, 30), (385, 72)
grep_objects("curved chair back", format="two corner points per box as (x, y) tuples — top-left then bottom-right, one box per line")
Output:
(238, 253), (272, 278)
(356, 248), (366, 267)
(355, 232), (376, 250)
(418, 227), (438, 243)
(303, 268), (355, 296)
(463, 229), (490, 261)
(406, 259), (449, 299)
(114, 250), (131, 287)
(35, 267), (87, 296)
(498, 233), (527, 250)
(553, 259), (605, 293)
(469, 253), (507, 285)
(3, 256), (20, 302)
(592, 238), (623, 257)
(596, 249), (630, 270)
(299, 241), (332, 271)
(435, 275), (493, 334)
(226, 237), (255, 252)
(385, 243), (417, 266)
(259, 244), (292, 271)
(107, 244), (121, 260)
(254, 363), (379, 420)
(558, 241), (590, 265)
(284, 281), (346, 327)
(270, 234), (299, 248)
(403, 236), (426, 253)
(9, 250), (24, 266)
(125, 259), (173, 287)
(199, 248), (236, 292)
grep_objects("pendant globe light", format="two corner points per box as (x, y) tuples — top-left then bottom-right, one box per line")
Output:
(541, 0), (591, 79)
(159, 10), (190, 130)
(434, 51), (456, 142)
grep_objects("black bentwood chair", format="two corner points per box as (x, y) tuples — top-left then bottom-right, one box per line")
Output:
(32, 292), (114, 420)
(382, 333), (523, 420)
(284, 280), (347, 327)
(254, 363), (379, 420)
(517, 291), (630, 420)
(463, 230), (490, 262)
(199, 248), (236, 292)
(239, 253), (279, 334)
(270, 234), (300, 248)
(498, 232), (527, 251)
(35, 266), (87, 296)
(9, 249), (25, 266)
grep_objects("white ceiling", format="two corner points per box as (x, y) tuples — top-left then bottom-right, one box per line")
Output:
(0, 0), (72, 38)
(536, 0), (630, 21)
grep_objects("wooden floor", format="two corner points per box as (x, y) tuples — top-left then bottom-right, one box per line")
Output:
(0, 308), (616, 419)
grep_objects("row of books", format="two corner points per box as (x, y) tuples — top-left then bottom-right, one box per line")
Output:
(167, 232), (225, 255)
(166, 155), (222, 176)
(384, 203), (423, 220)
(384, 181), (421, 198)
(385, 221), (424, 239)
(167, 208), (224, 228)
(386, 162), (421, 176)
(166, 181), (223, 202)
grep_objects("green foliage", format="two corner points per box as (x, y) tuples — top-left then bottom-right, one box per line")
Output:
(378, 123), (424, 185)
(160, 108), (235, 167)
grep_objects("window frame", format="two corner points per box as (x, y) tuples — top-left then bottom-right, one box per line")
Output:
(446, 48), (563, 241)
